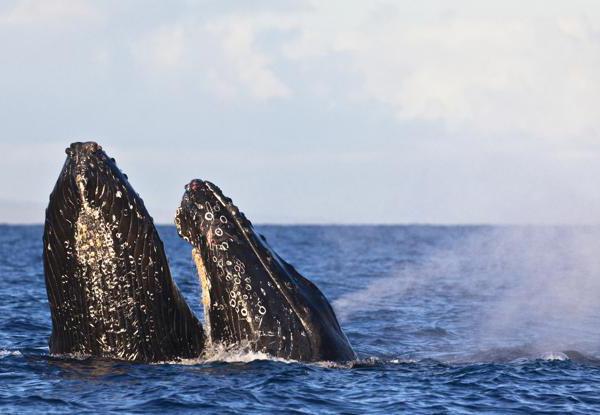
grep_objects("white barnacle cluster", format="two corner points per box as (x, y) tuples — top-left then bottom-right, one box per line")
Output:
(199, 200), (267, 328)
(74, 174), (140, 358)
(217, 249), (267, 325)
(184, 192), (270, 345)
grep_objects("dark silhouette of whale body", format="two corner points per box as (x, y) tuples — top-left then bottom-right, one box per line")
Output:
(43, 142), (355, 363)
(43, 142), (205, 362)
(176, 179), (356, 362)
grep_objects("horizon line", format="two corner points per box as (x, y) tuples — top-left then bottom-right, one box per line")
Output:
(2, 222), (600, 227)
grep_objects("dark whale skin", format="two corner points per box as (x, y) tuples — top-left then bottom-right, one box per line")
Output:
(175, 179), (356, 362)
(43, 142), (205, 362)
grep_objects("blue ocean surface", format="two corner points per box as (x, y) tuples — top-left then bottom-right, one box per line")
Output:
(2, 224), (600, 414)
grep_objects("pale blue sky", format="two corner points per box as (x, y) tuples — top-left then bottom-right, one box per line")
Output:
(1, 0), (600, 224)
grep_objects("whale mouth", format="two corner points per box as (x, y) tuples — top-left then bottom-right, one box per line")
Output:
(43, 142), (205, 362)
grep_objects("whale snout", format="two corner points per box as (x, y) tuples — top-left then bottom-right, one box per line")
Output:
(183, 179), (228, 202)
(185, 179), (205, 193)
(65, 141), (102, 156)
(176, 179), (226, 244)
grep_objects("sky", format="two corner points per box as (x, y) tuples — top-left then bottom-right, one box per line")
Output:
(1, 0), (600, 224)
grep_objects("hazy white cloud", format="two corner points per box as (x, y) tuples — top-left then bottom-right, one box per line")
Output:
(135, 25), (186, 69)
(0, 0), (99, 24)
(132, 15), (291, 100)
(282, 1), (600, 141)
(126, 0), (600, 141)
(205, 17), (291, 100)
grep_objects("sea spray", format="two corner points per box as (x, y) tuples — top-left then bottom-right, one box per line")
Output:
(333, 226), (600, 357)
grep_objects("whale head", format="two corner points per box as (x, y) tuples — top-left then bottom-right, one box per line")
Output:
(43, 142), (205, 362)
(175, 179), (356, 362)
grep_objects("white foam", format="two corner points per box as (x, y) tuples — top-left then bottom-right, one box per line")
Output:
(158, 344), (298, 366)
(0, 349), (22, 358)
(203, 348), (294, 364)
(54, 352), (95, 361)
(389, 358), (418, 364)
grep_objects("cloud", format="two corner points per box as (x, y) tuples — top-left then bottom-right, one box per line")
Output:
(281, 1), (600, 141)
(205, 17), (291, 100)
(136, 25), (186, 69)
(4, 0), (599, 135)
(0, 0), (99, 24)
(132, 15), (291, 101)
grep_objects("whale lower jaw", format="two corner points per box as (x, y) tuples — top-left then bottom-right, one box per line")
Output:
(192, 247), (213, 346)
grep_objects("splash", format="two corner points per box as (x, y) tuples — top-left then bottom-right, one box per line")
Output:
(157, 343), (298, 366)
(201, 343), (296, 364)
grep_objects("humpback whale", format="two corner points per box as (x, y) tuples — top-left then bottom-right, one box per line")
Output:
(175, 179), (356, 362)
(43, 142), (205, 362)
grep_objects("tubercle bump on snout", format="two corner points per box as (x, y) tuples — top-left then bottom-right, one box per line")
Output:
(176, 180), (259, 255)
(65, 141), (104, 157)
(183, 181), (244, 223)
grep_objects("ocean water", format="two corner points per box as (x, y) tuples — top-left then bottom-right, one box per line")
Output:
(2, 224), (600, 414)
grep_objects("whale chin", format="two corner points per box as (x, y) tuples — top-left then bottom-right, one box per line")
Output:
(43, 142), (205, 362)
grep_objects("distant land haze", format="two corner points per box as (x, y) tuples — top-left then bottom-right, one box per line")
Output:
(0, 199), (45, 224)
(2, 197), (599, 226)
